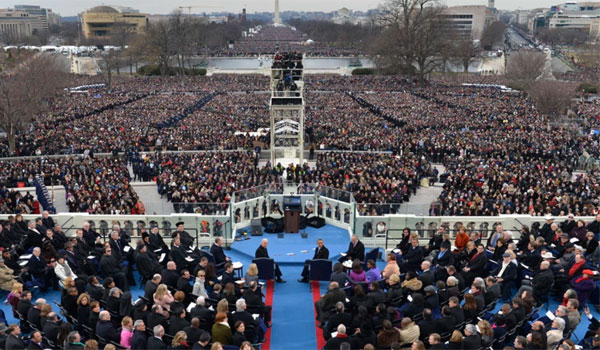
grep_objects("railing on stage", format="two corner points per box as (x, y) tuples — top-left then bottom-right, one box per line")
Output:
(2, 183), (594, 251)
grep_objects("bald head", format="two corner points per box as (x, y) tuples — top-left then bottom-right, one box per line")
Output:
(167, 261), (176, 270)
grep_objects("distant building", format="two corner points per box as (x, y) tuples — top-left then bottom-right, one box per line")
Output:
(0, 9), (36, 40)
(13, 5), (58, 31)
(331, 7), (371, 25)
(547, 2), (600, 38)
(442, 6), (497, 40)
(81, 5), (147, 39)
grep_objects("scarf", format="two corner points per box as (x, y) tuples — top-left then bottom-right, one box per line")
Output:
(470, 252), (479, 263)
(568, 259), (586, 277)
(437, 250), (446, 260)
(60, 262), (72, 277)
(575, 275), (590, 284)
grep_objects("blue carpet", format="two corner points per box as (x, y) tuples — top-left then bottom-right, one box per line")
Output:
(230, 224), (351, 265)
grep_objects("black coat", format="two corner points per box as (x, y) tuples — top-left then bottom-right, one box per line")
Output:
(43, 321), (60, 343)
(467, 253), (488, 275)
(168, 317), (190, 336)
(27, 341), (44, 350)
(345, 240), (365, 261)
(418, 319), (436, 341)
(130, 330), (147, 350)
(27, 255), (46, 278)
(418, 270), (435, 287)
(170, 245), (188, 270)
(532, 268), (554, 302)
(403, 246), (423, 268)
(432, 250), (454, 267)
(324, 312), (353, 339)
(190, 306), (214, 330)
(448, 306), (464, 324)
(312, 246), (330, 260)
(463, 334), (481, 350)
(182, 326), (204, 345)
(149, 233), (168, 252)
(27, 307), (42, 330)
(176, 277), (193, 295)
(147, 336), (167, 350)
(144, 281), (159, 301)
(436, 315), (456, 334)
(17, 299), (32, 319)
(147, 312), (168, 330)
(99, 254), (122, 277)
(96, 319), (120, 343)
(210, 244), (227, 265)
(136, 252), (161, 280)
(5, 334), (24, 350)
(255, 245), (271, 259)
(492, 262), (517, 282)
(161, 269), (179, 288)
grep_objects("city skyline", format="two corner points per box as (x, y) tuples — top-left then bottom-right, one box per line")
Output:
(9, 0), (573, 16)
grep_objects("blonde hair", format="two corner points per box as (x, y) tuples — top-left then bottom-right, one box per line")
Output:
(64, 277), (75, 288)
(77, 293), (90, 305)
(172, 331), (187, 346)
(477, 320), (493, 337)
(247, 263), (258, 277)
(104, 345), (116, 350)
(154, 284), (168, 300)
(450, 330), (464, 342)
(121, 316), (132, 328)
(217, 299), (229, 313)
(10, 282), (23, 295)
(84, 339), (98, 350)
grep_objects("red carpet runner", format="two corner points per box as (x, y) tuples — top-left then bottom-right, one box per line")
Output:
(311, 281), (326, 350)
(262, 280), (275, 350)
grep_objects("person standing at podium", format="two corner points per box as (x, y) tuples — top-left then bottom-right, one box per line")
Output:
(298, 238), (329, 283)
(255, 239), (286, 283)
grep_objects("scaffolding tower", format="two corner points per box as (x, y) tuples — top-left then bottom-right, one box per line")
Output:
(269, 53), (304, 167)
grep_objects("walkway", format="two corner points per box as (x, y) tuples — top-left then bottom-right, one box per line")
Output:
(131, 182), (173, 215)
(400, 164), (445, 215)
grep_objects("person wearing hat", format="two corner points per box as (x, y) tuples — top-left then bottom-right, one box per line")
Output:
(0, 258), (16, 291)
(423, 285), (439, 310)
(433, 240), (453, 280)
(540, 215), (555, 242)
(135, 244), (162, 283)
(573, 269), (596, 307)
(173, 222), (195, 251)
(54, 253), (77, 288)
(492, 252), (517, 302)
(555, 233), (571, 257)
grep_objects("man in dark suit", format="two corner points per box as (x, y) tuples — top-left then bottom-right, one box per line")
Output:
(463, 324), (482, 350)
(229, 299), (260, 343)
(418, 261), (435, 288)
(17, 291), (32, 321)
(147, 325), (167, 350)
(447, 297), (464, 324)
(170, 236), (192, 270)
(27, 247), (47, 282)
(173, 222), (194, 251)
(220, 262), (239, 286)
(147, 306), (168, 330)
(145, 275), (161, 301)
(435, 306), (456, 335)
(168, 308), (190, 336)
(81, 221), (99, 248)
(183, 318), (204, 344)
(130, 320), (148, 350)
(339, 234), (365, 262)
(299, 238), (329, 282)
(99, 246), (129, 291)
(324, 302), (352, 340)
(160, 261), (179, 288)
(24, 221), (43, 251)
(97, 311), (119, 342)
(27, 299), (44, 331)
(209, 237), (229, 266)
(243, 281), (272, 324)
(433, 241), (453, 280)
(462, 244), (488, 286)
(135, 245), (162, 282)
(176, 269), (193, 296)
(492, 253), (518, 301)
(5, 325), (24, 350)
(255, 238), (285, 283)
(27, 330), (43, 350)
(417, 309), (436, 341)
(149, 226), (169, 256)
(398, 238), (423, 272)
(484, 276), (502, 305)
(531, 260), (554, 304)
(189, 297), (214, 331)
(42, 313), (60, 345)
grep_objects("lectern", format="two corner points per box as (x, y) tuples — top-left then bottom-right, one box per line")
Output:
(283, 196), (301, 233)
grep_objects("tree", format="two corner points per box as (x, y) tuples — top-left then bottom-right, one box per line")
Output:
(480, 21), (506, 50)
(453, 37), (480, 73)
(0, 53), (67, 153)
(527, 80), (575, 121)
(506, 49), (547, 82)
(169, 11), (194, 78)
(374, 0), (448, 82)
(98, 50), (122, 88)
(143, 20), (175, 76)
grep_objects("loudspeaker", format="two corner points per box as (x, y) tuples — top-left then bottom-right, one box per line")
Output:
(250, 219), (262, 236)
(307, 217), (325, 228)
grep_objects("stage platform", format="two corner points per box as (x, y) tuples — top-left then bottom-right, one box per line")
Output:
(229, 224), (351, 265)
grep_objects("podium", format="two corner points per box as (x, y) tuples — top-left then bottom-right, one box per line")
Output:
(283, 196), (301, 233)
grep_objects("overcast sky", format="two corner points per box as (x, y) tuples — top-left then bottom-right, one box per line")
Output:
(21, 0), (560, 16)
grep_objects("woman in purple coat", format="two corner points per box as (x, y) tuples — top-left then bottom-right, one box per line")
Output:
(572, 269), (596, 308)
(348, 259), (366, 283)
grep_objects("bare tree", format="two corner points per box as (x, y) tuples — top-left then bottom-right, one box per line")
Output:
(169, 11), (193, 78)
(0, 54), (67, 153)
(143, 20), (175, 75)
(453, 37), (480, 73)
(506, 50), (547, 81)
(480, 21), (506, 50)
(98, 50), (122, 88)
(527, 80), (575, 121)
(374, 0), (448, 82)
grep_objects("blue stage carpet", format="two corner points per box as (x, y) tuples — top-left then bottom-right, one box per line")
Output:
(230, 224), (351, 265)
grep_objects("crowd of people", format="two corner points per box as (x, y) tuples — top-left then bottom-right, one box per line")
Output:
(0, 210), (274, 350)
(311, 220), (600, 350)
